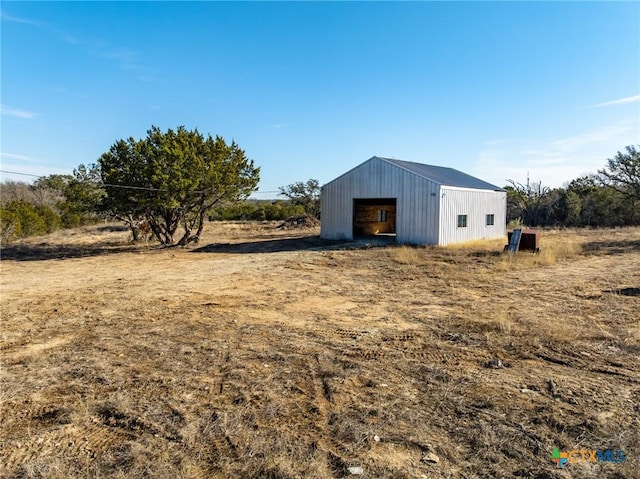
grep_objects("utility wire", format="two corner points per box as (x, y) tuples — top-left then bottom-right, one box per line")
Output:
(0, 169), (281, 194)
(0, 170), (42, 178)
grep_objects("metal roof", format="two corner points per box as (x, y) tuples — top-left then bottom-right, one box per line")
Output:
(377, 157), (505, 191)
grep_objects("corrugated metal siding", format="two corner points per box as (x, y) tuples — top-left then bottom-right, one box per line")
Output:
(320, 157), (441, 244)
(438, 186), (507, 245)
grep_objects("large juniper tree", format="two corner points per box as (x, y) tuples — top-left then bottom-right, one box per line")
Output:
(99, 126), (259, 245)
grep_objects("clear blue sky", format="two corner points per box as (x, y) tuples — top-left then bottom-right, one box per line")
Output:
(1, 1), (639, 196)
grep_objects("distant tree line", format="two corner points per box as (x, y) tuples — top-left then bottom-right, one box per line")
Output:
(0, 180), (309, 243)
(208, 200), (306, 221)
(2, 143), (638, 244)
(507, 146), (640, 227)
(0, 164), (104, 243)
(278, 179), (321, 219)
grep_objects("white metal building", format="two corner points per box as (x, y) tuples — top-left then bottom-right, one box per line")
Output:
(320, 156), (506, 245)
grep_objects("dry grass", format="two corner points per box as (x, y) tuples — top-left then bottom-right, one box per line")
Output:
(496, 239), (581, 269)
(392, 245), (426, 265)
(443, 237), (506, 251)
(1, 223), (639, 478)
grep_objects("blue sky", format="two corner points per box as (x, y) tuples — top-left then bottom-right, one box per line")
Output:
(1, 1), (639, 196)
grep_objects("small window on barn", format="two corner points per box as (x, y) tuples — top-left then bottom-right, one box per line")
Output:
(457, 214), (467, 228)
(486, 214), (495, 226)
(378, 209), (387, 222)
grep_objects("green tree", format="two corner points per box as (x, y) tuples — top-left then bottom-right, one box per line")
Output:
(35, 167), (104, 228)
(99, 126), (260, 245)
(59, 164), (105, 227)
(0, 208), (20, 243)
(35, 204), (63, 233)
(566, 174), (636, 226)
(599, 145), (640, 223)
(2, 200), (47, 238)
(33, 174), (71, 206)
(278, 179), (321, 218)
(557, 189), (582, 226)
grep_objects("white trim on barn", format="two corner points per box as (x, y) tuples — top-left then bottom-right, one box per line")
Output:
(320, 156), (506, 245)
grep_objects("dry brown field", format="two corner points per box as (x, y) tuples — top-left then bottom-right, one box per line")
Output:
(1, 222), (639, 479)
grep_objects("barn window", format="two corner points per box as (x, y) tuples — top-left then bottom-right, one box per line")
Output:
(486, 214), (495, 226)
(457, 214), (468, 228)
(378, 209), (387, 222)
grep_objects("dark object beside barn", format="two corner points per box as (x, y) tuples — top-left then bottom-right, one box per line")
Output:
(505, 229), (540, 253)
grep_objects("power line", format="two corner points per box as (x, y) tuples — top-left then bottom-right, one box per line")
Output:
(0, 170), (172, 192)
(0, 169), (282, 194)
(0, 170), (42, 178)
(104, 184), (171, 192)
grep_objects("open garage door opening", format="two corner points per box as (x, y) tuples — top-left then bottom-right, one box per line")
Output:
(353, 198), (397, 240)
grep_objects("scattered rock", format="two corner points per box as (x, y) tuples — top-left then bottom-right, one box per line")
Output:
(347, 466), (364, 475)
(421, 452), (440, 464)
(373, 434), (381, 442)
(485, 357), (504, 369)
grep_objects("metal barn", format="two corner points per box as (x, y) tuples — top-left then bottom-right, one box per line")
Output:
(320, 156), (506, 245)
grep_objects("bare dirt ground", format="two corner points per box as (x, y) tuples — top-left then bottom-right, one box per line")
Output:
(1, 223), (639, 479)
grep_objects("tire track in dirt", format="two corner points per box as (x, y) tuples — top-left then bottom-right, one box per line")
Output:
(0, 336), (33, 352)
(287, 333), (442, 475)
(1, 400), (188, 477)
(1, 422), (129, 475)
(532, 343), (640, 384)
(306, 325), (490, 368)
(2, 224), (638, 478)
(311, 353), (358, 477)
(198, 411), (242, 463)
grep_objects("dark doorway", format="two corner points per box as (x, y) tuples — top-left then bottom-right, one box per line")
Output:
(353, 198), (397, 239)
